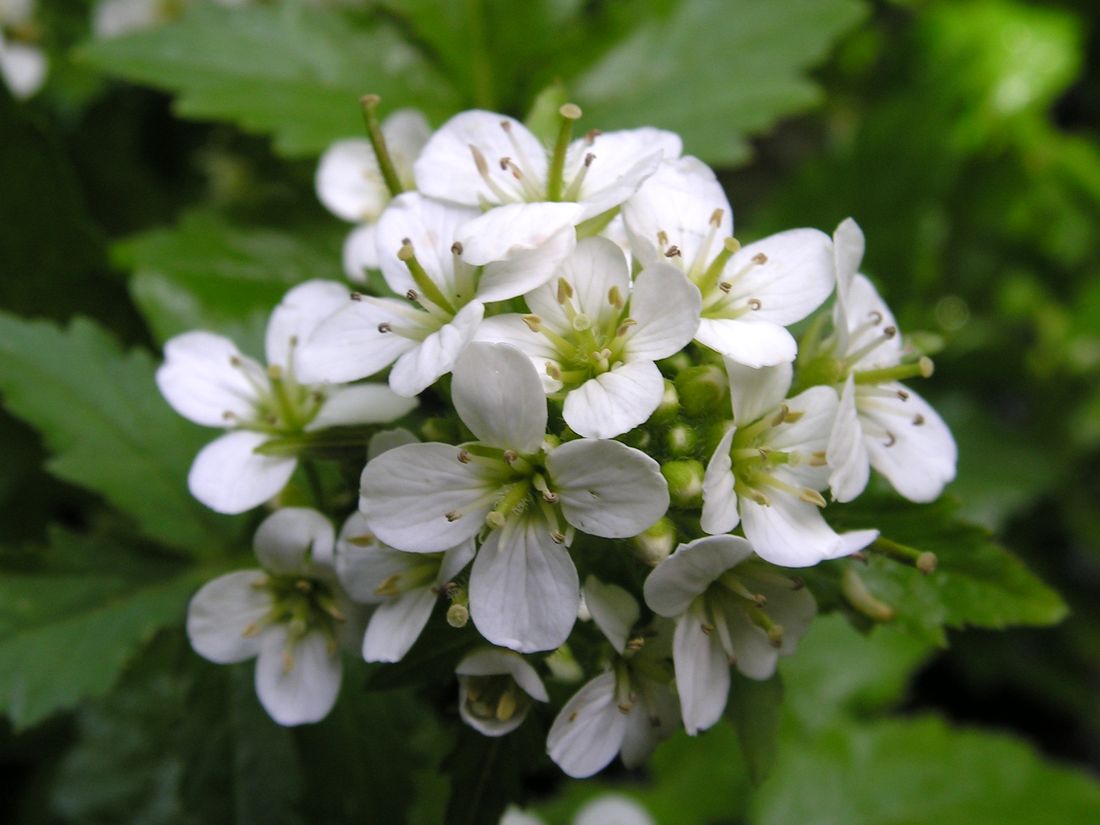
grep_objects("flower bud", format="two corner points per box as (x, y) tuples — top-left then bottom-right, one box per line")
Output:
(665, 423), (697, 456)
(650, 379), (680, 423)
(631, 517), (677, 566)
(661, 460), (705, 508)
(421, 416), (458, 443)
(675, 365), (729, 417)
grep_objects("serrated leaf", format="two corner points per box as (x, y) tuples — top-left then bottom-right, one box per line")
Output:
(828, 497), (1068, 646)
(0, 534), (205, 728)
(116, 210), (345, 352)
(572, 0), (867, 165)
(725, 672), (782, 785)
(752, 715), (1100, 825)
(79, 5), (461, 157)
(0, 312), (241, 554)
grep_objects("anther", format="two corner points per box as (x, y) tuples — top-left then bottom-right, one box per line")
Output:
(551, 530), (566, 544)
(665, 245), (681, 258)
(556, 278), (574, 303)
(897, 389), (910, 400)
(709, 208), (724, 227)
(406, 289), (419, 301)
(656, 230), (669, 248)
(748, 298), (762, 310)
(502, 450), (518, 464)
(584, 128), (601, 144)
(457, 449), (471, 464)
(608, 285), (624, 308)
(522, 314), (541, 332)
(584, 152), (595, 168)
(350, 291), (362, 301)
(241, 622), (261, 638)
(281, 651), (295, 674)
(266, 364), (283, 380)
(913, 414), (925, 426)
(542, 490), (559, 504)
(545, 362), (562, 380)
(701, 622), (716, 635)
(377, 322), (391, 333)
(451, 241), (463, 255)
(719, 282), (732, 293)
(486, 512), (507, 529)
(616, 319), (637, 338)
(868, 310), (883, 324)
(752, 252), (768, 265)
(884, 432), (897, 447)
(882, 325), (897, 339)
(445, 511), (461, 522)
(800, 488), (827, 507)
(771, 404), (790, 426)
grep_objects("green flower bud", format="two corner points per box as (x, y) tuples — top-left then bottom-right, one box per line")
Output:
(421, 416), (458, 443)
(675, 365), (729, 417)
(631, 517), (678, 566)
(665, 423), (697, 456)
(650, 379), (681, 423)
(661, 459), (705, 508)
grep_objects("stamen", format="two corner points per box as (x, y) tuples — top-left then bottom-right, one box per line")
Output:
(665, 245), (682, 258)
(469, 143), (514, 203)
(748, 298), (762, 311)
(398, 240), (457, 316)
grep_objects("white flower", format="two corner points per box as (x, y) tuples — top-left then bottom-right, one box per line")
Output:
(296, 192), (578, 397)
(157, 280), (417, 513)
(547, 579), (678, 777)
(336, 511), (474, 663)
(414, 107), (679, 225)
(359, 342), (669, 652)
(623, 156), (834, 367)
(701, 360), (878, 566)
(0, 30), (46, 100)
(315, 109), (431, 281)
(456, 648), (548, 737)
(186, 508), (350, 726)
(91, 0), (174, 38)
(826, 218), (957, 502)
(501, 795), (654, 825)
(476, 236), (700, 438)
(643, 535), (815, 735)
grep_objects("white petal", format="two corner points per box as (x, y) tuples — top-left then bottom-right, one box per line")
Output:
(188, 431), (297, 514)
(387, 301), (485, 397)
(769, 385), (837, 491)
(725, 360), (793, 427)
(673, 605), (730, 735)
(307, 383), (418, 431)
(832, 217), (865, 348)
(723, 602), (779, 680)
(360, 442), (497, 552)
(414, 110), (548, 206)
(725, 228), (834, 326)
(575, 127), (681, 219)
(583, 576), (640, 653)
(574, 795), (657, 825)
(363, 589), (437, 663)
(455, 648), (549, 702)
(0, 40), (46, 100)
(643, 535), (754, 617)
(623, 155), (732, 271)
(547, 671), (628, 778)
(381, 109), (432, 184)
(842, 274), (904, 368)
(374, 192), (479, 299)
(563, 360), (664, 439)
(294, 296), (418, 384)
(255, 626), (341, 726)
(266, 280), (350, 368)
(626, 263), (701, 361)
(452, 342), (547, 452)
(157, 331), (261, 427)
(342, 223), (378, 283)
(473, 315), (562, 393)
(462, 205), (582, 302)
(620, 680), (679, 769)
(336, 535), (420, 604)
(500, 810), (545, 825)
(740, 569), (818, 656)
(827, 375), (870, 502)
(701, 426), (740, 536)
(439, 537), (478, 583)
(254, 507), (334, 573)
(696, 317), (797, 368)
(187, 570), (270, 664)
(740, 492), (875, 567)
(469, 513), (579, 653)
(862, 383), (957, 502)
(549, 439), (668, 538)
(315, 139), (389, 223)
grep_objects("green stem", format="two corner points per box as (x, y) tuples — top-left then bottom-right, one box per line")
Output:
(465, 0), (495, 109)
(360, 95), (405, 198)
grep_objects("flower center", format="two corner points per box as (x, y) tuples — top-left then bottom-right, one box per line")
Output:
(463, 674), (531, 723)
(728, 407), (827, 508)
(227, 339), (324, 435)
(246, 572), (346, 654)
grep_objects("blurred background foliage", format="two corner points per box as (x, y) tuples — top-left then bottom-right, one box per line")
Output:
(1, 0), (1099, 823)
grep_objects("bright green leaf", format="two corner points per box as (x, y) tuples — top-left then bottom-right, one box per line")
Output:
(0, 312), (241, 554)
(572, 0), (867, 165)
(79, 5), (462, 157)
(828, 498), (1068, 646)
(752, 715), (1100, 825)
(726, 672), (783, 785)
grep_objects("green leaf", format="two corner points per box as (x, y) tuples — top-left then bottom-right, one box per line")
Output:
(779, 614), (933, 732)
(827, 497), (1068, 646)
(443, 724), (544, 825)
(79, 5), (461, 157)
(571, 0), (867, 165)
(725, 672), (782, 785)
(116, 210), (345, 352)
(752, 715), (1100, 825)
(0, 312), (241, 554)
(0, 532), (205, 728)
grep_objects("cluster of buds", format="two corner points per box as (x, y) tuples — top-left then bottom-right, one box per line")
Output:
(162, 99), (957, 774)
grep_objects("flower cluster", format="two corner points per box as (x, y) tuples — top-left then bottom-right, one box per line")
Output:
(162, 102), (957, 777)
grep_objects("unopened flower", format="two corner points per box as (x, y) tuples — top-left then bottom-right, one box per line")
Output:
(456, 648), (548, 737)
(157, 280), (417, 513)
(0, 0), (45, 101)
(187, 508), (353, 725)
(825, 218), (957, 502)
(315, 109), (430, 280)
(477, 236), (700, 438)
(360, 342), (669, 652)
(643, 535), (815, 734)
(623, 157), (834, 367)
(701, 360), (878, 566)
